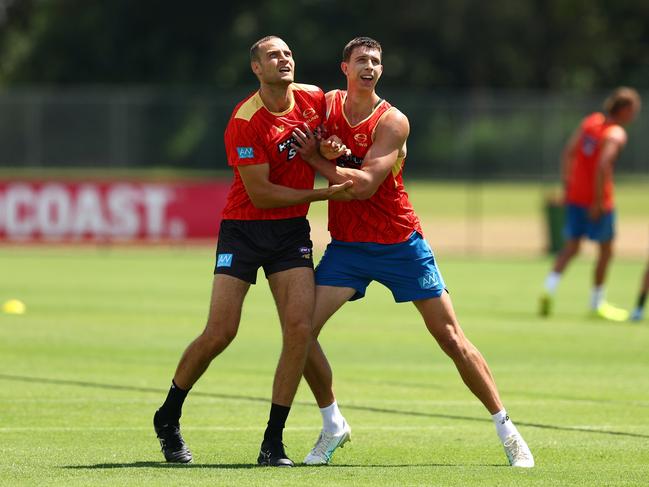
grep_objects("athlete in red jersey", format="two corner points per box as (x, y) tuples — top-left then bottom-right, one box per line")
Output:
(323, 89), (422, 243)
(292, 37), (534, 467)
(222, 82), (327, 221)
(152, 36), (351, 468)
(540, 87), (641, 320)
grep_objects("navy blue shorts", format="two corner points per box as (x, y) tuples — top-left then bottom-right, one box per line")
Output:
(315, 231), (446, 302)
(564, 204), (615, 242)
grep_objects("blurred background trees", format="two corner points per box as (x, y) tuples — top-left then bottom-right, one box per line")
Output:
(2, 0), (649, 91)
(0, 0), (648, 176)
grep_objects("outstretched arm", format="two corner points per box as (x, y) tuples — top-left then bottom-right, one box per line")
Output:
(237, 163), (352, 209)
(293, 110), (409, 200)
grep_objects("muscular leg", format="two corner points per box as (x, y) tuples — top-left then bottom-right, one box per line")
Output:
(303, 285), (356, 407)
(154, 274), (249, 463)
(173, 274), (250, 390)
(267, 267), (319, 406)
(414, 292), (502, 414)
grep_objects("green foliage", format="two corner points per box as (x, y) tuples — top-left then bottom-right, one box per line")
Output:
(1, 0), (649, 89)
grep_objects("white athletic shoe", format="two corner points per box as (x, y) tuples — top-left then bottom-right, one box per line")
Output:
(503, 433), (534, 468)
(303, 420), (352, 465)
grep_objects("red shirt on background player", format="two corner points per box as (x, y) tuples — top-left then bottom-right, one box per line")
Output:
(541, 87), (641, 321)
(564, 112), (625, 213)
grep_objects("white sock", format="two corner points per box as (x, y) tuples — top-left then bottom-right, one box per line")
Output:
(591, 285), (605, 309)
(544, 271), (561, 294)
(320, 401), (345, 433)
(492, 409), (519, 443)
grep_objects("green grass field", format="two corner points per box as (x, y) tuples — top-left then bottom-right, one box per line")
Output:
(1, 246), (648, 486)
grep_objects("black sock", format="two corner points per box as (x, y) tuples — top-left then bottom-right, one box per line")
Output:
(263, 403), (291, 442)
(637, 291), (647, 310)
(156, 380), (190, 425)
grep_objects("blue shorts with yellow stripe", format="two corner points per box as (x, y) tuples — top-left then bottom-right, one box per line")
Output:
(315, 231), (446, 302)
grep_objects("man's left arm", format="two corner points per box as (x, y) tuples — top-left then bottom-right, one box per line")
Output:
(292, 110), (409, 200)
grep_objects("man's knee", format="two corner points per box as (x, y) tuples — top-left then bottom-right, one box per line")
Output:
(200, 326), (237, 357)
(599, 243), (613, 258)
(565, 241), (580, 257)
(282, 318), (312, 342)
(436, 325), (469, 359)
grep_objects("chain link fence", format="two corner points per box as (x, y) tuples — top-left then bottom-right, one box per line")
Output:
(1, 87), (647, 178)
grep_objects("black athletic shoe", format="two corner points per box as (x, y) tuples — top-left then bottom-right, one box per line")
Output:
(257, 438), (294, 467)
(153, 410), (193, 463)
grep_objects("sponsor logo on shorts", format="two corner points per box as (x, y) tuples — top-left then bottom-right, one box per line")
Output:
(236, 147), (254, 159)
(418, 272), (439, 289)
(299, 246), (312, 259)
(217, 253), (233, 267)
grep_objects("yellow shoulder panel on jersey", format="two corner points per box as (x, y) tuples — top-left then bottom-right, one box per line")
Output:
(234, 92), (265, 122)
(292, 82), (321, 93)
(391, 156), (405, 179)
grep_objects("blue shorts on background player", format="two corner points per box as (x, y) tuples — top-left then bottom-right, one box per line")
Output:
(564, 204), (615, 242)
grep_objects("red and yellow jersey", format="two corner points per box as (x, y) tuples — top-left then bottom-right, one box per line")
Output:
(324, 89), (422, 243)
(221, 83), (325, 220)
(565, 112), (624, 210)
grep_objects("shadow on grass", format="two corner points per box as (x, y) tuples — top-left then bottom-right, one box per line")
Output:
(63, 461), (505, 470)
(64, 462), (257, 470)
(2, 373), (649, 439)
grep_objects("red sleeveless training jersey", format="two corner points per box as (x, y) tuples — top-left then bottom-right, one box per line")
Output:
(565, 112), (621, 210)
(221, 83), (325, 220)
(324, 89), (422, 243)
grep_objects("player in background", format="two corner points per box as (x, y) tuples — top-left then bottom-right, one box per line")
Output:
(291, 37), (534, 468)
(539, 87), (641, 320)
(152, 36), (351, 467)
(630, 259), (649, 321)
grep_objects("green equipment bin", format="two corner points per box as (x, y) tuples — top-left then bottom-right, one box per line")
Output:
(544, 196), (565, 255)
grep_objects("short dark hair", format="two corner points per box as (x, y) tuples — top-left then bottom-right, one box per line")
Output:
(250, 35), (281, 62)
(604, 87), (641, 115)
(342, 37), (382, 62)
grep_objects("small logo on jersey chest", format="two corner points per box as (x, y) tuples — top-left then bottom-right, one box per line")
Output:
(353, 133), (368, 146)
(302, 107), (319, 123)
(277, 136), (298, 160)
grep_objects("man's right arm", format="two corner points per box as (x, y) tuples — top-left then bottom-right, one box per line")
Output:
(237, 163), (352, 208)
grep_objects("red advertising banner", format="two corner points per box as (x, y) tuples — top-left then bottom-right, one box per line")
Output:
(0, 180), (231, 242)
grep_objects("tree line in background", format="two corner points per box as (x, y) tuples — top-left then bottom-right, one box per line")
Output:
(1, 0), (649, 92)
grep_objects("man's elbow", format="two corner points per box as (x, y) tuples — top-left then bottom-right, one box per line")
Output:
(248, 193), (275, 209)
(350, 185), (377, 200)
